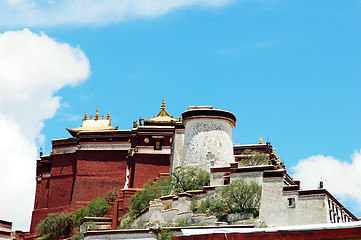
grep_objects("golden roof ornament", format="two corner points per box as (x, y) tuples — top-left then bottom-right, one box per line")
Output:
(142, 99), (179, 125)
(259, 134), (263, 144)
(272, 148), (276, 155)
(95, 108), (99, 120)
(277, 156), (280, 164)
(83, 112), (88, 121)
(66, 109), (118, 137)
(161, 99), (166, 110)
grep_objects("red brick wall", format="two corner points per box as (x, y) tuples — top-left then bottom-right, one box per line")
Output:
(131, 154), (170, 188)
(71, 150), (128, 204)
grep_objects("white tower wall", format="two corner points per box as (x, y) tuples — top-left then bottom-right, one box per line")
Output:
(182, 118), (235, 170)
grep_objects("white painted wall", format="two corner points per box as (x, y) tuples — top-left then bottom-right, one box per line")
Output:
(259, 178), (329, 227)
(170, 128), (185, 173)
(182, 118), (235, 170)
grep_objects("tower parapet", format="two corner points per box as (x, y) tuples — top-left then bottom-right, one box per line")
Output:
(181, 106), (236, 170)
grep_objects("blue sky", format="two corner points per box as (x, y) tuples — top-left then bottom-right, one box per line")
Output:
(47, 1), (361, 160)
(1, 0), (361, 230)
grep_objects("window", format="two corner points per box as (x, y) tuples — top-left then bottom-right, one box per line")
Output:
(152, 136), (164, 150)
(288, 198), (296, 208)
(155, 141), (161, 150)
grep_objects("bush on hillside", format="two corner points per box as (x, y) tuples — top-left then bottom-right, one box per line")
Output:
(36, 212), (73, 238)
(221, 179), (261, 216)
(72, 198), (109, 226)
(171, 166), (210, 194)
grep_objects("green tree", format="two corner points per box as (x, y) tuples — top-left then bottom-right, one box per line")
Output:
(171, 166), (210, 194)
(36, 212), (74, 238)
(221, 179), (261, 216)
(240, 149), (269, 166)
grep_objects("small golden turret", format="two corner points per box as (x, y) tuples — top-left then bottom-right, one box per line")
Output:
(161, 99), (166, 110)
(95, 108), (99, 120)
(83, 112), (88, 121)
(259, 134), (263, 144)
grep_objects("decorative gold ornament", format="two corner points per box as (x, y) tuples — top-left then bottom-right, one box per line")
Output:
(170, 138), (173, 143)
(144, 138), (150, 143)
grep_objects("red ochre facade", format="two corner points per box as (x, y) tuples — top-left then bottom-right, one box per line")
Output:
(30, 120), (177, 233)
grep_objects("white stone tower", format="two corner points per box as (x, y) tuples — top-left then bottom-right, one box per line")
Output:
(181, 106), (236, 170)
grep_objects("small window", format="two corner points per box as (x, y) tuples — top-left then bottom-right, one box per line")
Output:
(288, 198), (296, 208)
(155, 140), (162, 150)
(152, 136), (164, 150)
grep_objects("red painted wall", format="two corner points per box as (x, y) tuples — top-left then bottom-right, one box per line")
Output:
(173, 227), (361, 240)
(131, 154), (170, 188)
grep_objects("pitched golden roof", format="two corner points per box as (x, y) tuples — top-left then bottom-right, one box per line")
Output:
(66, 109), (118, 136)
(143, 100), (179, 125)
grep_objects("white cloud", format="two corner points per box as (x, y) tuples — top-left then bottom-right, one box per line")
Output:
(292, 151), (361, 213)
(0, 0), (233, 27)
(0, 29), (90, 231)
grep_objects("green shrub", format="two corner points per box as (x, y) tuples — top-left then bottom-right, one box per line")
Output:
(157, 229), (172, 240)
(72, 207), (87, 227)
(103, 188), (121, 203)
(174, 218), (191, 227)
(86, 198), (109, 217)
(72, 198), (109, 227)
(240, 149), (269, 166)
(36, 212), (74, 238)
(128, 177), (172, 217)
(194, 197), (227, 220)
(171, 166), (210, 194)
(221, 179), (261, 216)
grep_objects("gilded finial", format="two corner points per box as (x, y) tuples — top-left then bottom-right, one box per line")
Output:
(161, 99), (166, 110)
(83, 112), (88, 121)
(95, 108), (99, 120)
(107, 111), (111, 120)
(272, 148), (276, 155)
(277, 155), (280, 164)
(259, 134), (263, 144)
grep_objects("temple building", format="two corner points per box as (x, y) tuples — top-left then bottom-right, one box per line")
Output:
(29, 101), (358, 236)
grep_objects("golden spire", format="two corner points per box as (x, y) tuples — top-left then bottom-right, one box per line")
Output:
(95, 108), (99, 120)
(161, 99), (166, 110)
(259, 134), (263, 144)
(107, 110), (111, 120)
(83, 112), (88, 121)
